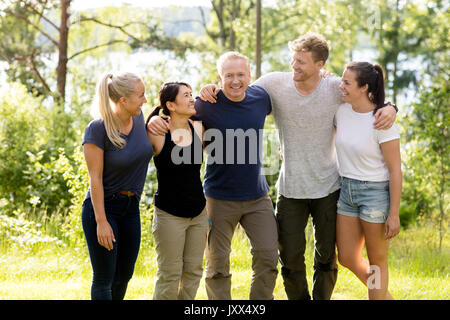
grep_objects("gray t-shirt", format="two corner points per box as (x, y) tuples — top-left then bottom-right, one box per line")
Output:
(253, 72), (342, 199)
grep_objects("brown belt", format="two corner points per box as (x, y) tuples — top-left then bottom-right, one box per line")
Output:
(119, 191), (135, 196)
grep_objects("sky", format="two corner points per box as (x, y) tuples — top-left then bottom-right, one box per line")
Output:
(72, 0), (278, 10)
(72, 0), (212, 10)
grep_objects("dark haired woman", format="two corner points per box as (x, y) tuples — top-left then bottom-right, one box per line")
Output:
(146, 82), (208, 300)
(335, 62), (402, 300)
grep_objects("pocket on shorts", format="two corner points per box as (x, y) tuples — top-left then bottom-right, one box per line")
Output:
(360, 187), (390, 223)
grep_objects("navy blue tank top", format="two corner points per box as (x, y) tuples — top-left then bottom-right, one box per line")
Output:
(153, 121), (205, 218)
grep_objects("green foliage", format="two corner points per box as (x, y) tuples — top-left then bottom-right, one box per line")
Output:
(401, 73), (449, 247)
(368, 0), (448, 103)
(0, 222), (448, 299)
(0, 212), (63, 250)
(0, 81), (85, 216)
(0, 82), (47, 209)
(0, 1), (54, 97)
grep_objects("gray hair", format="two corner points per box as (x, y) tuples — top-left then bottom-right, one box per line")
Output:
(216, 51), (250, 76)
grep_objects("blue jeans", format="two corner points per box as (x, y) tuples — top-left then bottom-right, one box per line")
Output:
(337, 177), (390, 223)
(81, 193), (141, 300)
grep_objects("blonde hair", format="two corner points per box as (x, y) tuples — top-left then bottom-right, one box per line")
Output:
(216, 51), (250, 76)
(95, 72), (142, 149)
(288, 32), (329, 63)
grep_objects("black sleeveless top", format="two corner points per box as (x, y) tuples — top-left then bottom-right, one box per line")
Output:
(153, 121), (205, 218)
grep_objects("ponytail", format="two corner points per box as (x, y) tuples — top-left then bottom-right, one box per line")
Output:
(146, 106), (163, 127)
(346, 62), (386, 115)
(97, 73), (126, 149)
(371, 64), (385, 115)
(94, 72), (142, 149)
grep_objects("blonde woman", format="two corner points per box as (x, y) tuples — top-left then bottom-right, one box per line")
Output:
(81, 72), (153, 300)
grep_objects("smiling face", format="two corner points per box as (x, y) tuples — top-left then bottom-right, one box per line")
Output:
(219, 57), (251, 102)
(290, 50), (323, 83)
(339, 68), (368, 104)
(167, 85), (195, 116)
(120, 80), (147, 116)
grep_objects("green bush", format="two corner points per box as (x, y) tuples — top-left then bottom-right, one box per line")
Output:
(0, 81), (84, 216)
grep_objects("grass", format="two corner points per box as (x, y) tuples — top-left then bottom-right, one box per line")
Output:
(0, 218), (448, 300)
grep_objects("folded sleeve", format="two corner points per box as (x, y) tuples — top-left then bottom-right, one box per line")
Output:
(376, 123), (400, 144)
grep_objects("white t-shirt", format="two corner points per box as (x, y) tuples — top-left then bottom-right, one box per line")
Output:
(335, 103), (400, 181)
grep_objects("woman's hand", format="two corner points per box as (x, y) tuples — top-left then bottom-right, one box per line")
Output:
(84, 143), (115, 250)
(385, 214), (400, 240)
(97, 220), (116, 250)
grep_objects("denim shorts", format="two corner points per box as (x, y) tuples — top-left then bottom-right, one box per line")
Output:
(337, 177), (390, 223)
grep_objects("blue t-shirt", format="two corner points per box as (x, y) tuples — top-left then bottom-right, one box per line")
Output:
(194, 85), (271, 200)
(82, 111), (153, 201)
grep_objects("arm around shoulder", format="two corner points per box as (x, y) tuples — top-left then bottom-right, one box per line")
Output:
(147, 129), (165, 156)
(147, 115), (170, 136)
(374, 104), (397, 130)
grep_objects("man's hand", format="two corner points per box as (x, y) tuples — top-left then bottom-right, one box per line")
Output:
(320, 70), (334, 78)
(147, 116), (169, 136)
(199, 84), (221, 103)
(374, 104), (397, 130)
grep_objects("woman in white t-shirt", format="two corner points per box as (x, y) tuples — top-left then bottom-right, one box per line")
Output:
(335, 62), (402, 300)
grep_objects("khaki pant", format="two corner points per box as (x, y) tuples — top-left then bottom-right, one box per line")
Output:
(205, 194), (279, 300)
(152, 207), (209, 300)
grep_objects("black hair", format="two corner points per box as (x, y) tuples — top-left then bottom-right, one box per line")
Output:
(145, 82), (192, 127)
(346, 62), (385, 115)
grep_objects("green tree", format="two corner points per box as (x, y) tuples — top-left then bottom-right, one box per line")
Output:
(368, 0), (447, 104)
(0, 0), (193, 101)
(402, 74), (449, 249)
(0, 81), (69, 212)
(262, 0), (363, 74)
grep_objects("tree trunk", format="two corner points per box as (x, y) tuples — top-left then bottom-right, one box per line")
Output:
(438, 149), (445, 251)
(212, 0), (226, 47)
(392, 56), (398, 105)
(56, 0), (70, 101)
(392, 0), (400, 105)
(228, 0), (237, 50)
(378, 1), (386, 78)
(255, 0), (261, 79)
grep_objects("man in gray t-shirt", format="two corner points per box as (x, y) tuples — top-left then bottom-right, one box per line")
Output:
(200, 32), (397, 300)
(253, 72), (342, 199)
(253, 69), (343, 300)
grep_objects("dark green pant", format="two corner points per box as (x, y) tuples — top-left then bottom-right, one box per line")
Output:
(276, 190), (340, 300)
